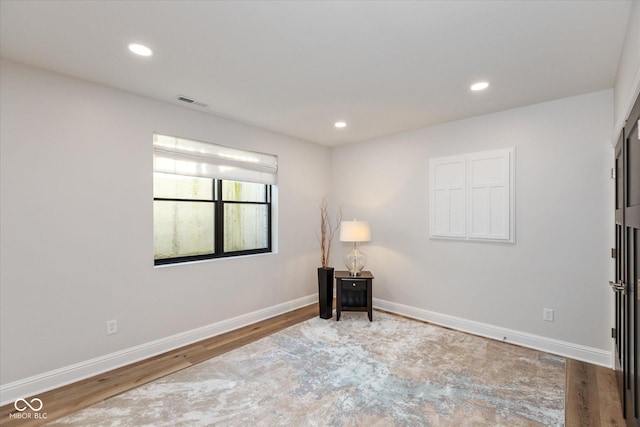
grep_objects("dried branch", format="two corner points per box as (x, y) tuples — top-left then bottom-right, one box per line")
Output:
(319, 196), (342, 269)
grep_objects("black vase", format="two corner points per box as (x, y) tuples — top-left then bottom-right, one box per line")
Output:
(317, 267), (334, 319)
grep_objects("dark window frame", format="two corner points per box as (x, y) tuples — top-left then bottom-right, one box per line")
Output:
(154, 176), (272, 266)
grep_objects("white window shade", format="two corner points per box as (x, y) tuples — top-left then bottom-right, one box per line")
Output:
(153, 134), (278, 185)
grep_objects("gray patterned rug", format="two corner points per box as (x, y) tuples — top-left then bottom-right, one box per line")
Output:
(49, 311), (565, 426)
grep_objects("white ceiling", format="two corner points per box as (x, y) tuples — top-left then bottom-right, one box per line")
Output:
(0, 1), (633, 146)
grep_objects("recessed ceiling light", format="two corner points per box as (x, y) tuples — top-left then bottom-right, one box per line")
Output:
(128, 43), (153, 57)
(334, 121), (347, 128)
(470, 82), (490, 91)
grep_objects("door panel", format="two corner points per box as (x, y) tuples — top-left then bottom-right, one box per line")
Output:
(627, 107), (639, 424)
(629, 128), (640, 207)
(615, 133), (627, 412)
(630, 229), (640, 420)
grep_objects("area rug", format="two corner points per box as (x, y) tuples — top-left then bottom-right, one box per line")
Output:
(49, 311), (565, 426)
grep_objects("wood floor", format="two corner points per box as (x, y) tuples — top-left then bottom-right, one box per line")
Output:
(1, 304), (627, 426)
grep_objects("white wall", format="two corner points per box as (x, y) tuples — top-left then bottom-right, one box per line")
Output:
(0, 59), (330, 398)
(614, 0), (640, 137)
(332, 90), (614, 361)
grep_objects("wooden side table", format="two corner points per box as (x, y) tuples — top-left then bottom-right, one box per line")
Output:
(335, 271), (374, 321)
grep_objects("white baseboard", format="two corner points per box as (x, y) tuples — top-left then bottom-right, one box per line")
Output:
(373, 298), (612, 368)
(0, 294), (317, 406)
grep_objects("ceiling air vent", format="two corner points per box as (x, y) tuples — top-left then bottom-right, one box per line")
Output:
(177, 95), (207, 108)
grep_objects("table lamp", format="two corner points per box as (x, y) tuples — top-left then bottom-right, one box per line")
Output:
(339, 220), (372, 276)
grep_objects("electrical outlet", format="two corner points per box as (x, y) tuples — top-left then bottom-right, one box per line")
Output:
(106, 319), (118, 335)
(543, 308), (554, 322)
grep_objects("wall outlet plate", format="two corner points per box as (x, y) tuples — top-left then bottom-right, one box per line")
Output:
(106, 319), (118, 335)
(543, 308), (554, 322)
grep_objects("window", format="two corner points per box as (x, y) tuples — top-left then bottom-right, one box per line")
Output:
(153, 134), (276, 265)
(429, 147), (515, 243)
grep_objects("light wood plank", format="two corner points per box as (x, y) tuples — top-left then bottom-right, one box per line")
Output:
(595, 363), (626, 427)
(566, 359), (598, 427)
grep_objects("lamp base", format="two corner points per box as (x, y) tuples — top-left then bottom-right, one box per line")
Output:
(344, 244), (367, 277)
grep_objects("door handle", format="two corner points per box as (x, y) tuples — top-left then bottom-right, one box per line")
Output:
(609, 281), (626, 292)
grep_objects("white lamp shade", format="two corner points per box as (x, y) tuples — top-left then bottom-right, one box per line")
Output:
(339, 221), (372, 242)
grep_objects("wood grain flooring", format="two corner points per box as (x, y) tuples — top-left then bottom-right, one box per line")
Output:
(566, 358), (627, 427)
(0, 304), (627, 426)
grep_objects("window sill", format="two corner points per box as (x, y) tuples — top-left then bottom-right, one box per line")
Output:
(153, 250), (276, 268)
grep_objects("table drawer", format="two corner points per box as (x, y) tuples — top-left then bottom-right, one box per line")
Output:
(342, 280), (367, 291)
